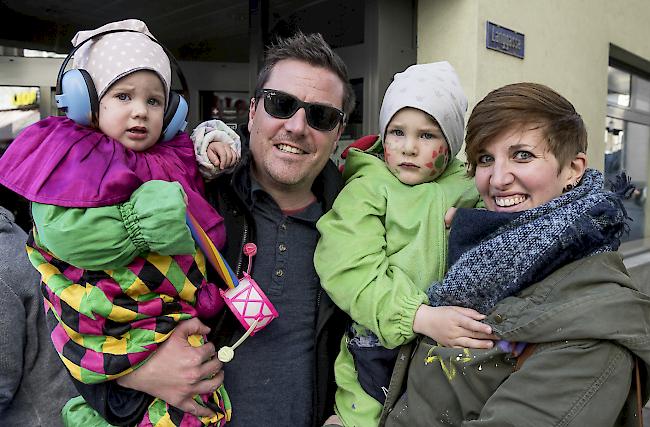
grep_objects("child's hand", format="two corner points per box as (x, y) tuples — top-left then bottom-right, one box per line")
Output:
(323, 414), (343, 426)
(191, 119), (242, 179)
(207, 141), (240, 170)
(413, 304), (496, 349)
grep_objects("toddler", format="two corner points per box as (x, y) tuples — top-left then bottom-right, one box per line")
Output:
(315, 62), (488, 426)
(0, 19), (239, 427)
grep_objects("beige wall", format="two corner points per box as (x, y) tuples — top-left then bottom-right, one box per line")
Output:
(417, 0), (650, 170)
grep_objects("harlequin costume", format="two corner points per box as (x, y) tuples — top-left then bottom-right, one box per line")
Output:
(0, 115), (231, 427)
(66, 137), (349, 427)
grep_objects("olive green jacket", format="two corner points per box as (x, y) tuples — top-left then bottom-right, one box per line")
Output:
(382, 252), (650, 427)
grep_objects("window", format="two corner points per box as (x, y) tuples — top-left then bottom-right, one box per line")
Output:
(607, 66), (631, 107)
(606, 65), (650, 249)
(0, 86), (41, 147)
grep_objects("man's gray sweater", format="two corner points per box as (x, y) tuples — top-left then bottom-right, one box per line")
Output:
(0, 206), (77, 426)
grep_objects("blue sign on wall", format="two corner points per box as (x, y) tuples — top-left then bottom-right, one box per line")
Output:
(486, 21), (525, 59)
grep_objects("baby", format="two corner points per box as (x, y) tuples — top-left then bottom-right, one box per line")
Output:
(0, 19), (239, 426)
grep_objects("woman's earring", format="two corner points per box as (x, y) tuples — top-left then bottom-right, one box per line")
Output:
(563, 183), (574, 193)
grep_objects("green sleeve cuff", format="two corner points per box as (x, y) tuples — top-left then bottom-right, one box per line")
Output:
(32, 181), (194, 270)
(118, 201), (150, 254)
(127, 181), (195, 256)
(388, 291), (429, 348)
(32, 202), (138, 270)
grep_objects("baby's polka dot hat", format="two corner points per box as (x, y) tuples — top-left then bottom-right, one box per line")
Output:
(70, 19), (171, 102)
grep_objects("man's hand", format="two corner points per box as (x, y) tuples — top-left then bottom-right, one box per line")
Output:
(413, 304), (496, 348)
(207, 142), (240, 170)
(117, 318), (224, 418)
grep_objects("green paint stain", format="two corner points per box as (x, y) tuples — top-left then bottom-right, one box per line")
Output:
(434, 153), (447, 169)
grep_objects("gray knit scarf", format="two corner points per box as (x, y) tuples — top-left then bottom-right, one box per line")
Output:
(426, 168), (631, 313)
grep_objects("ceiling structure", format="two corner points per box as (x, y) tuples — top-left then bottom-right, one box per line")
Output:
(0, 0), (364, 62)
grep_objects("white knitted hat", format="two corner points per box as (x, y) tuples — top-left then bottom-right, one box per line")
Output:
(379, 61), (468, 159)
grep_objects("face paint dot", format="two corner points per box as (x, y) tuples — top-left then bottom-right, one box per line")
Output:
(425, 162), (434, 169)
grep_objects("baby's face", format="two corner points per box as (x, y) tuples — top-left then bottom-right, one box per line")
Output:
(383, 107), (450, 185)
(98, 70), (165, 152)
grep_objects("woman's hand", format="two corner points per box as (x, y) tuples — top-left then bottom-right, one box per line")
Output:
(444, 207), (457, 229)
(413, 304), (496, 348)
(117, 318), (224, 418)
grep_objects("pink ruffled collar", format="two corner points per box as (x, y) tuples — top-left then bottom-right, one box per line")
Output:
(0, 116), (225, 248)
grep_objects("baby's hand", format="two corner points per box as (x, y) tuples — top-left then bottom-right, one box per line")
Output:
(191, 119), (242, 179)
(413, 304), (496, 349)
(207, 141), (240, 170)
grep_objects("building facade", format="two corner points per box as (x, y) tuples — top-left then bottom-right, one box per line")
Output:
(2, 0), (650, 281)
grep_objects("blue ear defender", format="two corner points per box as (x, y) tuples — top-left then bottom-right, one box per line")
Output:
(55, 28), (190, 141)
(55, 69), (98, 127)
(161, 91), (188, 141)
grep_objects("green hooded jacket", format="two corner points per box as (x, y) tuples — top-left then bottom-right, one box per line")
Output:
(315, 139), (480, 426)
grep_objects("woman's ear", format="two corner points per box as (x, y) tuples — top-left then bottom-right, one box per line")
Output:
(568, 152), (587, 184)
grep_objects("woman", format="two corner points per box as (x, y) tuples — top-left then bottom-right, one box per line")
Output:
(381, 83), (650, 426)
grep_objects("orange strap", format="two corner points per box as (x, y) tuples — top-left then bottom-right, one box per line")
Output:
(514, 344), (537, 372)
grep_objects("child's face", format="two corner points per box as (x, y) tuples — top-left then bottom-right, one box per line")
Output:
(98, 70), (165, 152)
(383, 107), (450, 185)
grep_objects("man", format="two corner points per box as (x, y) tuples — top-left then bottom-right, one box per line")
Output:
(0, 195), (78, 426)
(78, 32), (355, 427)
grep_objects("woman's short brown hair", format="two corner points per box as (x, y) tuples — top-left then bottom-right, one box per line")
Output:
(465, 82), (587, 176)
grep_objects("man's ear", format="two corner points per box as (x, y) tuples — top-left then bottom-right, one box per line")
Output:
(331, 123), (345, 154)
(331, 139), (339, 155)
(247, 97), (256, 133)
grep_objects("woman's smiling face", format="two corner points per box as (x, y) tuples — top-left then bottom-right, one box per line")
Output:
(474, 125), (585, 212)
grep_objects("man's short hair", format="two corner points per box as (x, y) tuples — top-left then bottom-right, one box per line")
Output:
(254, 32), (356, 118)
(465, 82), (588, 176)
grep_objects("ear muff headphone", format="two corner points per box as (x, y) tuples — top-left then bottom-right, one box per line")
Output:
(55, 28), (189, 141)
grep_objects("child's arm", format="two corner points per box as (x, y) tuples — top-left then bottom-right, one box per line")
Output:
(191, 120), (241, 180)
(315, 178), (429, 349)
(32, 180), (194, 270)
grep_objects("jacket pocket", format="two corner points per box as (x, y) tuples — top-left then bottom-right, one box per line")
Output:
(348, 336), (399, 404)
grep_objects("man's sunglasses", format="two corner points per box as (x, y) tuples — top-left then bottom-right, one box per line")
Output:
(255, 89), (345, 131)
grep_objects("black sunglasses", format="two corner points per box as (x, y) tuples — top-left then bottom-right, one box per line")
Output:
(255, 89), (345, 131)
